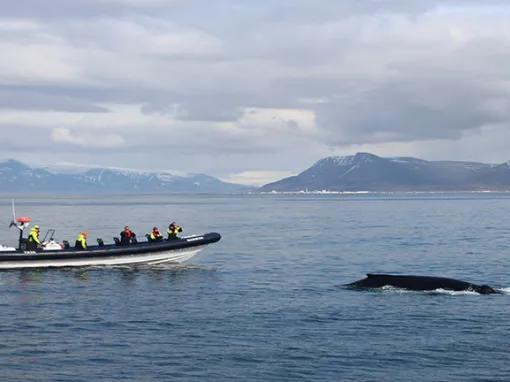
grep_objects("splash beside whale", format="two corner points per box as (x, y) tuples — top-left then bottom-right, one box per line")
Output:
(346, 274), (500, 294)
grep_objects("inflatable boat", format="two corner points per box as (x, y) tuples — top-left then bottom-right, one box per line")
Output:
(0, 212), (221, 269)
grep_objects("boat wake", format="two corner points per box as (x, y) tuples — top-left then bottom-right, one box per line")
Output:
(134, 263), (211, 271)
(82, 263), (212, 271)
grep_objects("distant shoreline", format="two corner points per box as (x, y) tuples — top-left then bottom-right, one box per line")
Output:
(1, 190), (510, 199)
(256, 190), (510, 195)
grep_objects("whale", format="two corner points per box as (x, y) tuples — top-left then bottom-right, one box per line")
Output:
(345, 274), (500, 294)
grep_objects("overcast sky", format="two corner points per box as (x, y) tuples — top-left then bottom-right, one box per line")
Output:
(1, 0), (510, 185)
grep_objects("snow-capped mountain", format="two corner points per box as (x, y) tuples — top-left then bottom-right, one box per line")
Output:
(0, 160), (251, 194)
(258, 152), (510, 192)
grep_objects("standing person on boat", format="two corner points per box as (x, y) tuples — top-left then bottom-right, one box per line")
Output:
(120, 226), (136, 245)
(147, 227), (163, 242)
(26, 225), (41, 251)
(167, 222), (183, 240)
(75, 232), (88, 250)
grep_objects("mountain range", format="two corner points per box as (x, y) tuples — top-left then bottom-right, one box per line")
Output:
(258, 152), (510, 192)
(0, 159), (251, 194)
(4, 153), (510, 194)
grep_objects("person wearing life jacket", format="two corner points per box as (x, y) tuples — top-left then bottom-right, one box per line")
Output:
(167, 222), (183, 240)
(75, 232), (88, 250)
(147, 227), (163, 242)
(27, 225), (41, 251)
(120, 225), (136, 245)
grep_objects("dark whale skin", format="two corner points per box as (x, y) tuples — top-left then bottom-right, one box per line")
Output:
(346, 274), (499, 294)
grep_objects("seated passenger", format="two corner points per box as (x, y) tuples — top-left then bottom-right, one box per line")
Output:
(147, 227), (163, 242)
(120, 225), (136, 245)
(27, 225), (41, 251)
(167, 222), (183, 240)
(75, 232), (88, 250)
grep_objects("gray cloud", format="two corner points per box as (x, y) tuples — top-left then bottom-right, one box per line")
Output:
(0, 86), (108, 112)
(1, 1), (510, 182)
(315, 76), (510, 145)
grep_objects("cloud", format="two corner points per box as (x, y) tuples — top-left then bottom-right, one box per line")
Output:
(2, 1), (510, 183)
(51, 128), (125, 148)
(0, 87), (107, 112)
(220, 170), (296, 187)
(314, 76), (507, 145)
(0, 42), (81, 85)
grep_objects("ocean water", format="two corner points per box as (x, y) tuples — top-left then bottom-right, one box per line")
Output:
(0, 193), (509, 381)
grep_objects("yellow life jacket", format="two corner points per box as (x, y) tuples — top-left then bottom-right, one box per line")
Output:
(149, 231), (161, 241)
(76, 233), (87, 249)
(28, 228), (41, 245)
(167, 225), (182, 238)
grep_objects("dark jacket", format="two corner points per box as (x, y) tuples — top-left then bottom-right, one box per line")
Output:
(120, 229), (136, 245)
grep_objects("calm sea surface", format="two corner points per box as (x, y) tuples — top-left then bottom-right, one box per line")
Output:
(0, 193), (509, 381)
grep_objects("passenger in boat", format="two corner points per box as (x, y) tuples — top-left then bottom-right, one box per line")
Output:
(75, 232), (88, 250)
(27, 225), (41, 251)
(147, 227), (163, 242)
(167, 222), (182, 240)
(120, 226), (137, 245)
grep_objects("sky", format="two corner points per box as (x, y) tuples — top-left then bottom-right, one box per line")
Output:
(1, 0), (510, 185)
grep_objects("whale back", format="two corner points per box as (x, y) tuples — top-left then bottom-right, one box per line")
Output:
(476, 284), (498, 294)
(347, 273), (492, 292)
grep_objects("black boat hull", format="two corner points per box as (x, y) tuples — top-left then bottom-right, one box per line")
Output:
(0, 233), (221, 269)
